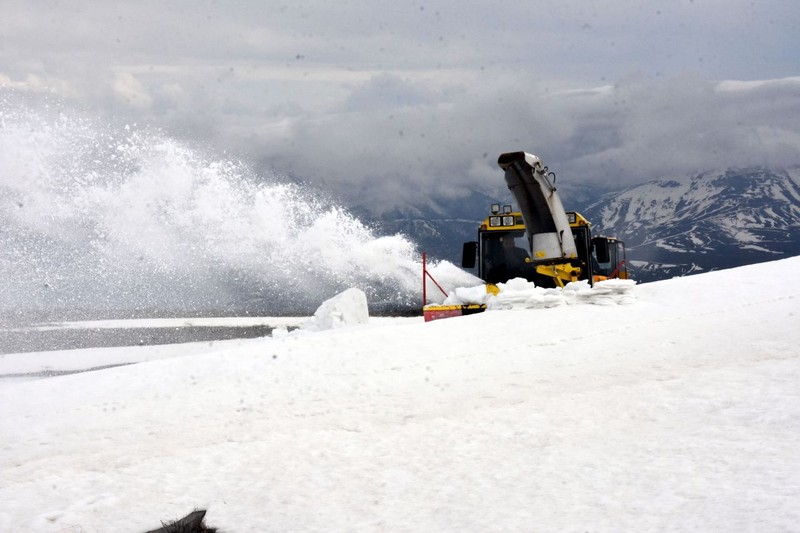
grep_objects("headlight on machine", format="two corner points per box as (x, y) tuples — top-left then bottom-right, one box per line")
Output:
(502, 216), (515, 226)
(489, 216), (501, 227)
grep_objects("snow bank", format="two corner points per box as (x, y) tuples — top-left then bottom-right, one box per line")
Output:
(2, 257), (800, 532)
(573, 278), (637, 306)
(442, 284), (490, 305)
(441, 277), (637, 310)
(301, 287), (369, 331)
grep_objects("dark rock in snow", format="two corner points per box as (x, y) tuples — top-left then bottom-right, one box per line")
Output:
(145, 509), (218, 533)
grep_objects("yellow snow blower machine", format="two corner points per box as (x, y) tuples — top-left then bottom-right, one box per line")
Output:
(423, 151), (628, 321)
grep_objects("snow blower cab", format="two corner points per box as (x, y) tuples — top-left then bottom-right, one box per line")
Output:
(462, 209), (628, 287)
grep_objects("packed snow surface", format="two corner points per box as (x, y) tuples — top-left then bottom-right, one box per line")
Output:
(2, 257), (800, 531)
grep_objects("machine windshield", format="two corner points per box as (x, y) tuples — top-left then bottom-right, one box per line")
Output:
(480, 231), (531, 283)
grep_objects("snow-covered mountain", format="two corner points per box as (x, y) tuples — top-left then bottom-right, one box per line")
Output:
(364, 167), (800, 284)
(582, 168), (800, 282)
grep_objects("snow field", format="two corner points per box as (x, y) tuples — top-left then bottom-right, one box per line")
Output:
(1, 257), (799, 531)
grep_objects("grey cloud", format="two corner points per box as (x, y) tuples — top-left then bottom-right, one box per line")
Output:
(2, 1), (800, 215)
(343, 73), (437, 111)
(242, 72), (800, 213)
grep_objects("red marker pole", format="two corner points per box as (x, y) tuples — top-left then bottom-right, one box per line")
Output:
(422, 252), (427, 307)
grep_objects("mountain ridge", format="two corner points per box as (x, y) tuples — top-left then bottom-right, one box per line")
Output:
(581, 167), (800, 281)
(367, 166), (800, 283)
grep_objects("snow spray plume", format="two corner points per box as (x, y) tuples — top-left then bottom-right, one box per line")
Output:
(1, 97), (429, 319)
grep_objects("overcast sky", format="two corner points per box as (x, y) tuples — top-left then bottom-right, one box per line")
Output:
(2, 0), (800, 212)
